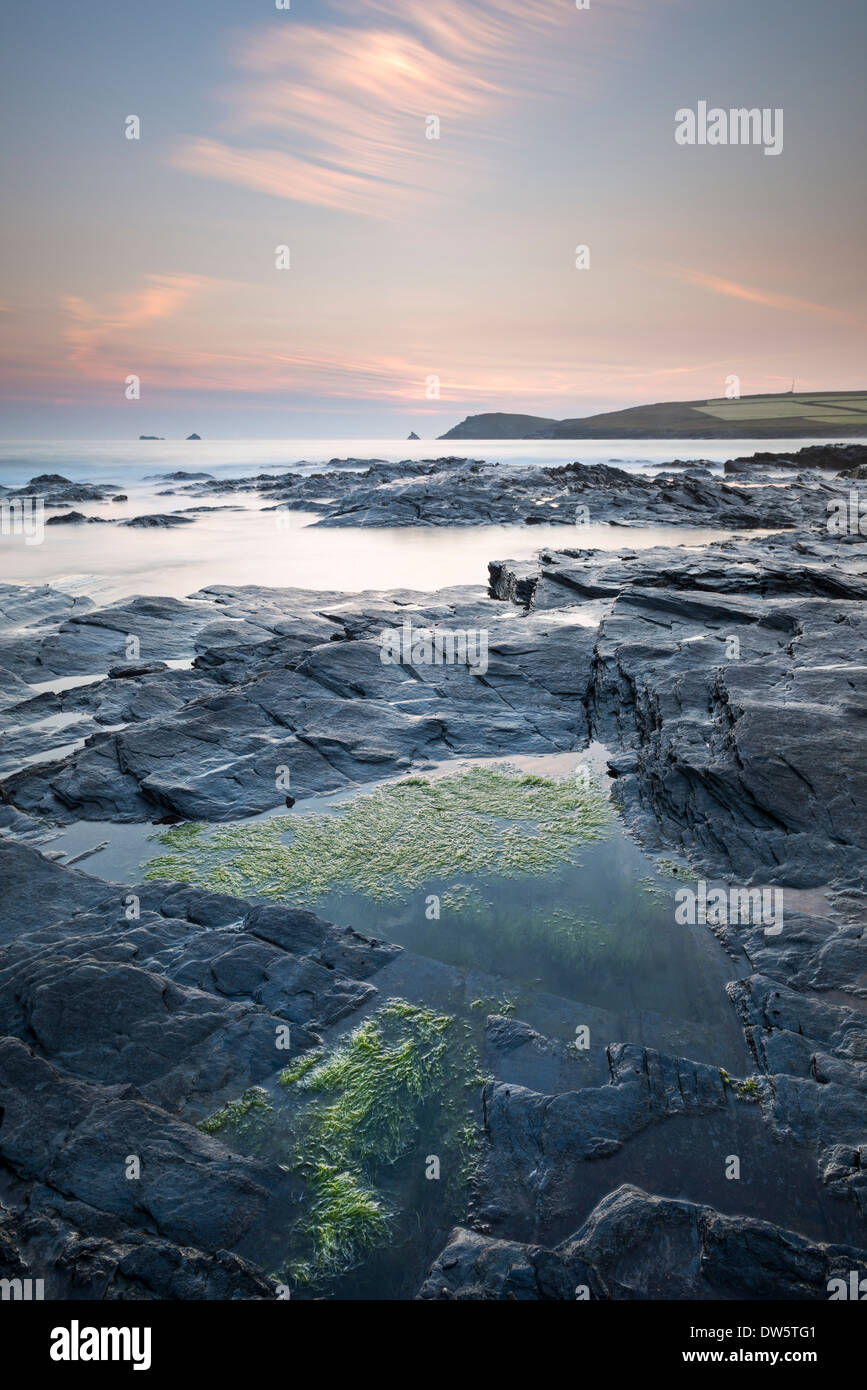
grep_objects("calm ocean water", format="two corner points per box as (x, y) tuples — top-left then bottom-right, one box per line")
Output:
(0, 437), (823, 601)
(0, 434), (848, 487)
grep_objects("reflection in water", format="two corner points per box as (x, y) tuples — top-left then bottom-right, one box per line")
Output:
(0, 505), (755, 601)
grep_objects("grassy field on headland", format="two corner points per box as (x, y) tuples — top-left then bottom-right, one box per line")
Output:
(440, 390), (867, 440)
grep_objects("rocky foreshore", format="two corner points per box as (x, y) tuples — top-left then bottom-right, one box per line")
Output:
(10, 444), (866, 535)
(0, 479), (865, 1299)
(156, 443), (867, 529)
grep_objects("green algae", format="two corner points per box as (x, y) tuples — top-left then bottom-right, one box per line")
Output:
(656, 858), (687, 877)
(469, 993), (516, 1017)
(277, 1051), (323, 1087)
(282, 1000), (453, 1162)
(639, 875), (668, 901)
(295, 1166), (389, 1277)
(736, 1077), (761, 1101)
(720, 1070), (760, 1102)
(275, 999), (482, 1285)
(142, 763), (612, 909)
(441, 882), (489, 913)
(198, 1000), (479, 1288)
(198, 1085), (273, 1135)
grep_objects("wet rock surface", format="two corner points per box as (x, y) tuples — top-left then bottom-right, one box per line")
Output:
(0, 475), (123, 508)
(726, 442), (867, 473)
(161, 451), (857, 530)
(9, 447), (861, 534)
(419, 1184), (867, 1300)
(0, 1191), (275, 1301)
(489, 530), (867, 891)
(0, 584), (593, 820)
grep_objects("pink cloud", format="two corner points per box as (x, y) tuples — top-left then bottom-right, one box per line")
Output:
(671, 267), (866, 328)
(173, 0), (670, 218)
(64, 274), (207, 368)
(13, 262), (732, 406)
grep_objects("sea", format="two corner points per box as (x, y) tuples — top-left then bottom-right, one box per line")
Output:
(0, 436), (848, 602)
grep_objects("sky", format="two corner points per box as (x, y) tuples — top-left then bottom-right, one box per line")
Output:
(0, 0), (865, 439)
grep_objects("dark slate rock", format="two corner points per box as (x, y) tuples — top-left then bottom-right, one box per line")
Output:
(419, 1185), (867, 1300)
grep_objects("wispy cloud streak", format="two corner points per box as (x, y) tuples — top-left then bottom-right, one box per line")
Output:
(671, 267), (866, 328)
(64, 274), (206, 367)
(174, 0), (665, 218)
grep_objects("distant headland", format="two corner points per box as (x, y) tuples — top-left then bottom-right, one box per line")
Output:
(439, 390), (867, 440)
